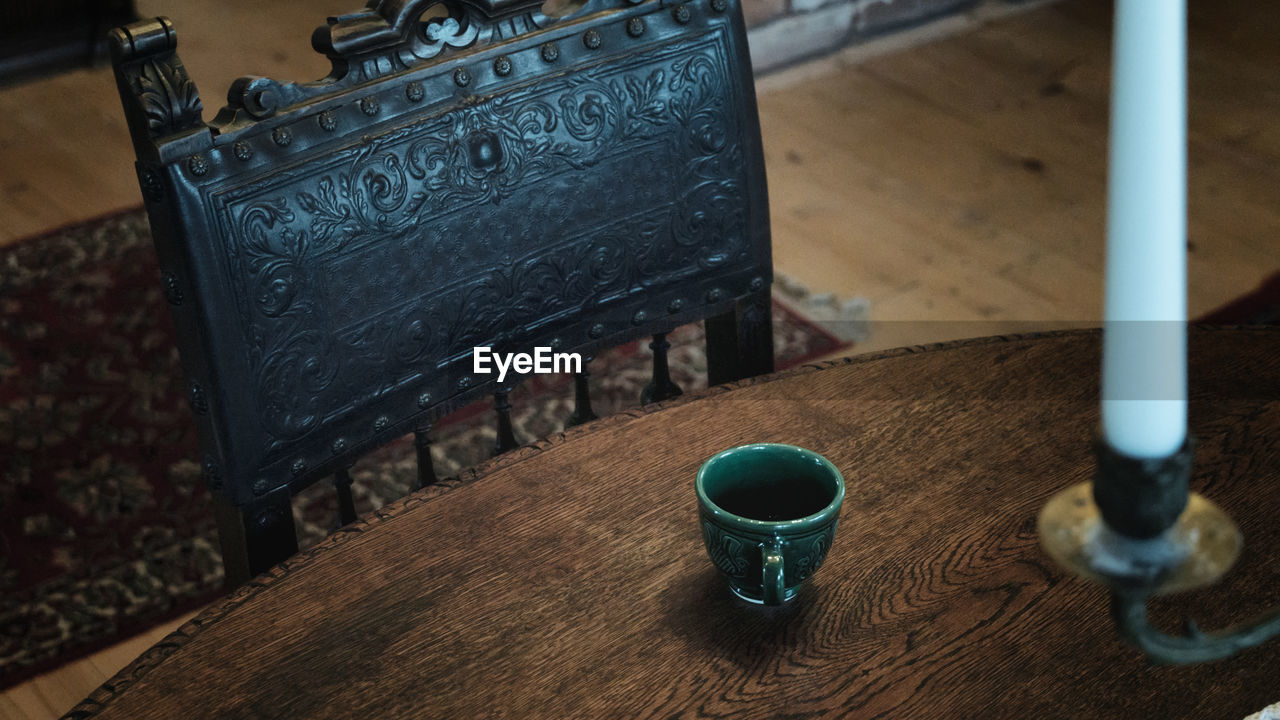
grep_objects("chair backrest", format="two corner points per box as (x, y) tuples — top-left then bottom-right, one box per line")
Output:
(109, 0), (772, 583)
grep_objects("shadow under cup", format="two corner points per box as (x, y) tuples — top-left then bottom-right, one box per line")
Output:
(696, 444), (845, 605)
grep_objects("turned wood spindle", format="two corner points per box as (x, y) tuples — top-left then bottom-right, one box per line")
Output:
(641, 333), (683, 404)
(493, 389), (519, 456)
(413, 424), (438, 490)
(333, 467), (357, 528)
(567, 355), (598, 428)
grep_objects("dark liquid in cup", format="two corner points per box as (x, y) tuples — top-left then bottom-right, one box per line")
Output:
(712, 476), (832, 521)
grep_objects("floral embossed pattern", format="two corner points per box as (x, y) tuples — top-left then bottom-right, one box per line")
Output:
(792, 523), (837, 583)
(213, 38), (751, 454)
(701, 521), (749, 578)
(0, 211), (847, 688)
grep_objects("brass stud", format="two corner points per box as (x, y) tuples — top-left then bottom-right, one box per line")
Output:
(187, 154), (209, 176)
(188, 382), (208, 414)
(138, 167), (164, 203)
(163, 272), (183, 306)
(204, 458), (221, 490)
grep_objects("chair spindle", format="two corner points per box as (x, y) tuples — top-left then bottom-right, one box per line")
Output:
(641, 333), (683, 404)
(333, 467), (357, 527)
(413, 424), (439, 490)
(567, 356), (598, 428)
(493, 389), (519, 456)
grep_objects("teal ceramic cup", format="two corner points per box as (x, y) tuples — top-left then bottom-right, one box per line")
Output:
(696, 443), (845, 605)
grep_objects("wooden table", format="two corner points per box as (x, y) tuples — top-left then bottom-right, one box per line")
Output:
(68, 328), (1280, 719)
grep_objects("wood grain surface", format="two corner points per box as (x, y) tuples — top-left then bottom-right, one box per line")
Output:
(64, 328), (1280, 719)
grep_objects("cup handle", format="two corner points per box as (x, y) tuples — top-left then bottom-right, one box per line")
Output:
(761, 538), (786, 606)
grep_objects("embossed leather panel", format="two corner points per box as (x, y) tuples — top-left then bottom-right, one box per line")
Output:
(114, 0), (769, 504)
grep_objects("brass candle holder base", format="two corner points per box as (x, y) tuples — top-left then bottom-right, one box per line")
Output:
(1037, 437), (1280, 664)
(1038, 482), (1241, 596)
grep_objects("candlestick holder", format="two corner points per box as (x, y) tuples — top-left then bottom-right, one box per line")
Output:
(1038, 437), (1280, 664)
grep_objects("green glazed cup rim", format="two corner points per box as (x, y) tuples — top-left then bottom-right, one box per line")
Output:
(695, 443), (845, 533)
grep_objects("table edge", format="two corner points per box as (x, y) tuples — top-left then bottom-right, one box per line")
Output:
(62, 324), (1275, 719)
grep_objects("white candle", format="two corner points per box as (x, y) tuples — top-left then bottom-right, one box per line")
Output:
(1101, 0), (1188, 458)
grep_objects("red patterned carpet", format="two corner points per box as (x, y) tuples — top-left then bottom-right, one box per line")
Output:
(0, 210), (849, 688)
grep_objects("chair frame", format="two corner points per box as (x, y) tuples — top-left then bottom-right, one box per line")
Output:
(109, 0), (773, 585)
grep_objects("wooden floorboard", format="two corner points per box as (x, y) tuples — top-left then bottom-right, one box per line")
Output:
(758, 0), (1278, 353)
(1, 0), (1277, 717)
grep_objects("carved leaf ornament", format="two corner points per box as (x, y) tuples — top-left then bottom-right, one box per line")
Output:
(137, 59), (204, 137)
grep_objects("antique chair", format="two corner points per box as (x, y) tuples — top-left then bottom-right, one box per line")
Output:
(108, 0), (772, 586)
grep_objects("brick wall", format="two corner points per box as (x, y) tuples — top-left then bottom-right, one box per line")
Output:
(742, 0), (1034, 73)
